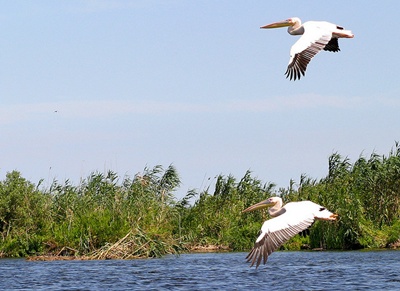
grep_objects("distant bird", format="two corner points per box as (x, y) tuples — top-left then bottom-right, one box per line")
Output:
(261, 17), (354, 80)
(242, 197), (338, 268)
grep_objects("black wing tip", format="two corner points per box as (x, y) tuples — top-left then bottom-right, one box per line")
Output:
(285, 68), (305, 81)
(246, 239), (270, 268)
(323, 38), (341, 52)
(285, 53), (308, 81)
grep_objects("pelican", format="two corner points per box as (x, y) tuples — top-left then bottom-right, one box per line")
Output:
(243, 197), (338, 268)
(261, 17), (354, 80)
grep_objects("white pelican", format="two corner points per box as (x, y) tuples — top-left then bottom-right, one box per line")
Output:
(243, 197), (338, 268)
(261, 17), (354, 80)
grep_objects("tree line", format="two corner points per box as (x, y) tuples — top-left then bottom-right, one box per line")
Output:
(1, 144), (399, 258)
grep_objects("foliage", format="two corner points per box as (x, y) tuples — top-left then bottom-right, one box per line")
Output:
(1, 144), (400, 258)
(0, 172), (52, 256)
(0, 165), (183, 258)
(179, 171), (275, 250)
(180, 143), (400, 251)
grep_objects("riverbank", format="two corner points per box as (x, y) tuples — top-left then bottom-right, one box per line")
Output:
(25, 239), (400, 261)
(26, 244), (229, 261)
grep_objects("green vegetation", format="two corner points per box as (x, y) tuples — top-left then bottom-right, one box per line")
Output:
(1, 144), (400, 259)
(0, 165), (183, 258)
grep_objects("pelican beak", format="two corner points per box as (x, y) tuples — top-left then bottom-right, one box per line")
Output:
(330, 213), (339, 220)
(260, 19), (293, 29)
(242, 199), (275, 213)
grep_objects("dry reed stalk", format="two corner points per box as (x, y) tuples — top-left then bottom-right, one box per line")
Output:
(88, 229), (156, 260)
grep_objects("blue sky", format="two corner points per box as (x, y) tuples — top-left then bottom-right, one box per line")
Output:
(1, 1), (399, 198)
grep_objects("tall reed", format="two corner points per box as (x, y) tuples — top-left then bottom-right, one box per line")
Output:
(1, 144), (400, 258)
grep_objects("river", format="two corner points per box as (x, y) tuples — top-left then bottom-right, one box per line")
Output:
(1, 250), (399, 290)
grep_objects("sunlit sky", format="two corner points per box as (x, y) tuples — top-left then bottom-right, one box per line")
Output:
(1, 1), (399, 198)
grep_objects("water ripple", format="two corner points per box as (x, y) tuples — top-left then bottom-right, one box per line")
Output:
(0, 250), (399, 290)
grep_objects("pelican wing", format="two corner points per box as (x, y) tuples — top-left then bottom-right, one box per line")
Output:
(323, 37), (340, 52)
(246, 208), (315, 268)
(285, 22), (334, 80)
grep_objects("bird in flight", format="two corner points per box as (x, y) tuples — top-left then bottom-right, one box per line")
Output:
(261, 17), (354, 80)
(243, 197), (338, 268)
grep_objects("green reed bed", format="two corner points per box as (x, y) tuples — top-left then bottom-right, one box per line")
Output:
(1, 144), (400, 259)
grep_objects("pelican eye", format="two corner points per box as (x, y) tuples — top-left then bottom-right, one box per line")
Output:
(319, 207), (326, 211)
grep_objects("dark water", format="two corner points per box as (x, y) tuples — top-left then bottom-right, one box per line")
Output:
(1, 250), (400, 290)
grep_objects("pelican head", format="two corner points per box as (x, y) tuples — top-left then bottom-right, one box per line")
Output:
(260, 17), (299, 29)
(242, 197), (279, 213)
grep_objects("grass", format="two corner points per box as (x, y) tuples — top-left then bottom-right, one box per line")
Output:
(1, 143), (400, 259)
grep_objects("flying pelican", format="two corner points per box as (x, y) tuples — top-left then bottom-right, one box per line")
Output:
(243, 197), (338, 268)
(261, 17), (354, 80)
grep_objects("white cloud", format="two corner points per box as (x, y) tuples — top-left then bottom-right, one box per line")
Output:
(0, 94), (383, 125)
(228, 94), (365, 112)
(80, 0), (181, 13)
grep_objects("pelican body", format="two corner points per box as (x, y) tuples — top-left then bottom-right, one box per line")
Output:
(243, 197), (337, 268)
(261, 17), (354, 80)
